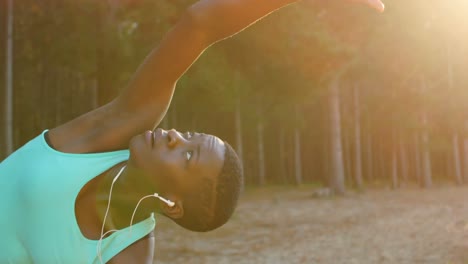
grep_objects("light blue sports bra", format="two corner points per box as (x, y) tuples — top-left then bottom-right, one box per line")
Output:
(0, 130), (155, 263)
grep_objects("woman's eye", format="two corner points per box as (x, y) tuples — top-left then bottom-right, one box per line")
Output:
(186, 151), (193, 161)
(185, 132), (194, 139)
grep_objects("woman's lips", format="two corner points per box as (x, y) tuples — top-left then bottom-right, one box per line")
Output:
(145, 130), (153, 146)
(147, 128), (164, 148)
(154, 128), (164, 145)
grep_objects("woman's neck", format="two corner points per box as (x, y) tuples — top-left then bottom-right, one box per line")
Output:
(96, 163), (161, 231)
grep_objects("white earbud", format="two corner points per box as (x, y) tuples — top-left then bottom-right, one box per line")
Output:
(97, 166), (176, 263)
(153, 193), (175, 207)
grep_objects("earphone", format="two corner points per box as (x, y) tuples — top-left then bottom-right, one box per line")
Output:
(152, 193), (175, 207)
(97, 165), (174, 263)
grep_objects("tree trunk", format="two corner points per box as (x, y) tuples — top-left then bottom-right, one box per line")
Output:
(257, 119), (266, 186)
(365, 116), (374, 182)
(294, 106), (302, 185)
(4, 0), (14, 156)
(420, 76), (432, 188)
(366, 132), (373, 182)
(234, 96), (245, 188)
(328, 76), (346, 194)
(91, 78), (98, 109)
(464, 120), (468, 183)
(391, 129), (399, 189)
(344, 129), (352, 185)
(161, 109), (169, 128)
(279, 127), (287, 184)
(170, 103), (177, 129)
(378, 139), (386, 182)
(453, 132), (463, 184)
(55, 70), (62, 125)
(235, 96), (244, 167)
(399, 137), (409, 184)
(354, 84), (363, 190)
(421, 111), (432, 188)
(414, 132), (422, 186)
(323, 122), (330, 185)
(464, 129), (468, 183)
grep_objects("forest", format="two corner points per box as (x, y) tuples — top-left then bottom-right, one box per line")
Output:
(2, 0), (468, 194)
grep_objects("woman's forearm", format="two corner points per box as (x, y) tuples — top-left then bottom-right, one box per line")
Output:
(187, 0), (301, 43)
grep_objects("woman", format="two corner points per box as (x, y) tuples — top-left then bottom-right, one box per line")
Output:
(0, 0), (384, 263)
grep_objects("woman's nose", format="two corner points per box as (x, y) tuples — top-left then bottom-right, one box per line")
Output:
(167, 129), (184, 148)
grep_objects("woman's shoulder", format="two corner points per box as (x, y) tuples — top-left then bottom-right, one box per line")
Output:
(107, 229), (155, 264)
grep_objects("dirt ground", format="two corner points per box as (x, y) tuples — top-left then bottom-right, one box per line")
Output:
(154, 185), (468, 264)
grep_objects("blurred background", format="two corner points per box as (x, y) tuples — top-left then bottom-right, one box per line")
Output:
(3, 1), (468, 263)
(1, 0), (468, 193)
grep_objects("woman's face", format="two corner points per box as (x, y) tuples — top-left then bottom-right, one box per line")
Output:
(128, 128), (225, 201)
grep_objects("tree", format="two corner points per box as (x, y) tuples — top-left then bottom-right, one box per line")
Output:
(420, 76), (433, 188)
(353, 84), (363, 190)
(328, 75), (346, 194)
(452, 132), (462, 184)
(4, 0), (14, 156)
(294, 105), (303, 185)
(464, 120), (468, 182)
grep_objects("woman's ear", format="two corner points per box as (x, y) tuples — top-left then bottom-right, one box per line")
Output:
(161, 199), (184, 219)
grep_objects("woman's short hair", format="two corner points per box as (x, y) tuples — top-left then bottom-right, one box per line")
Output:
(173, 141), (243, 232)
